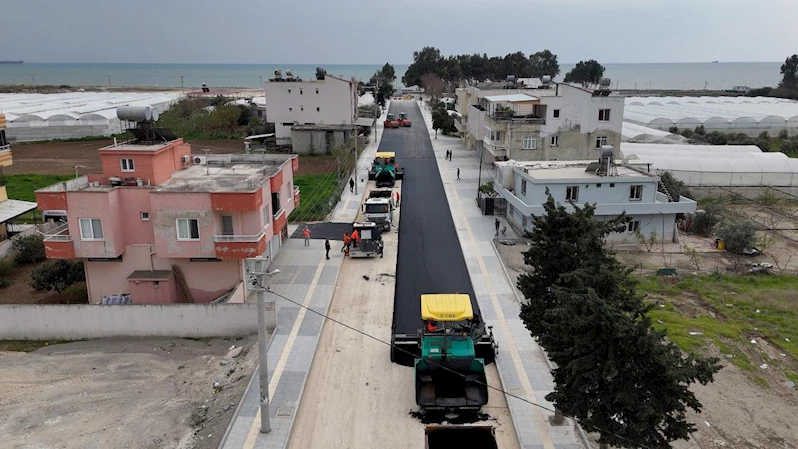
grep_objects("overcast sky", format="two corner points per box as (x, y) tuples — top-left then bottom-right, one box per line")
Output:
(2, 0), (796, 64)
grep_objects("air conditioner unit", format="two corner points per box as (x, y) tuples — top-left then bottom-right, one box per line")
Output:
(181, 155), (190, 165)
(193, 156), (207, 165)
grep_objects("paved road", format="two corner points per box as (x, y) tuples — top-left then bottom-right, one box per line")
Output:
(384, 101), (481, 334)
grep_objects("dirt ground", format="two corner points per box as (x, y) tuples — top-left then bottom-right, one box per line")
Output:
(0, 336), (259, 449)
(288, 180), (520, 449)
(494, 235), (798, 449)
(0, 261), (88, 304)
(7, 139), (336, 176)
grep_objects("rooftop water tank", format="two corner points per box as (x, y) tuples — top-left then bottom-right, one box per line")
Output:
(117, 106), (153, 122)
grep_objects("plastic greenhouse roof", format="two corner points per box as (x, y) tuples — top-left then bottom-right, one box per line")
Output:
(621, 143), (762, 155)
(0, 92), (182, 123)
(623, 99), (798, 126)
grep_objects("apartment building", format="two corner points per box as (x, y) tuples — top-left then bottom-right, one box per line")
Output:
(493, 151), (695, 243)
(460, 80), (624, 163)
(35, 138), (299, 304)
(265, 70), (366, 153)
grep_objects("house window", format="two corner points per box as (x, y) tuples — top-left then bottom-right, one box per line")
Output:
(596, 183), (602, 188)
(553, 109), (560, 118)
(627, 220), (641, 232)
(221, 215), (234, 235)
(176, 218), (200, 241)
(550, 135), (559, 147)
(316, 107), (320, 112)
(598, 109), (611, 121)
(140, 212), (150, 221)
(257, 110), (262, 117)
(610, 183), (616, 188)
(79, 218), (104, 240)
(282, 122), (293, 127)
(120, 158), (135, 172)
(566, 186), (579, 202)
(521, 179), (527, 195)
(630, 185), (643, 201)
(522, 137), (537, 150)
(595, 136), (608, 149)
(152, 281), (160, 288)
(263, 205), (271, 226)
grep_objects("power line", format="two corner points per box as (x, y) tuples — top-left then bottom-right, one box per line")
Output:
(261, 284), (656, 449)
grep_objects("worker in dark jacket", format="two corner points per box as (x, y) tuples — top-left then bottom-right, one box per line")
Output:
(325, 239), (331, 260)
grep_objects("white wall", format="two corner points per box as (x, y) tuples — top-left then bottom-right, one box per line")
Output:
(0, 303), (276, 340)
(541, 84), (624, 136)
(514, 171), (660, 206)
(265, 76), (357, 139)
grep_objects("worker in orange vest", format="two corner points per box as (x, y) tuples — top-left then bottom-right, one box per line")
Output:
(350, 229), (359, 248)
(426, 320), (438, 333)
(302, 226), (311, 246)
(394, 191), (401, 207)
(342, 232), (351, 253)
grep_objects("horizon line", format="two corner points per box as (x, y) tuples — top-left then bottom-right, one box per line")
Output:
(7, 60), (783, 66)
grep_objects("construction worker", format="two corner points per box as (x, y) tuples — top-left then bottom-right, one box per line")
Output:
(342, 232), (351, 252)
(325, 239), (331, 260)
(457, 168), (460, 180)
(349, 177), (355, 193)
(426, 319), (438, 333)
(303, 226), (311, 246)
(393, 191), (400, 207)
(351, 228), (360, 248)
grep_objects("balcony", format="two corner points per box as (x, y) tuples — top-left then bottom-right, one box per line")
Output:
(273, 207), (287, 234)
(214, 226), (269, 259)
(41, 223), (76, 259)
(482, 138), (507, 158)
(454, 115), (468, 133)
(486, 113), (545, 126)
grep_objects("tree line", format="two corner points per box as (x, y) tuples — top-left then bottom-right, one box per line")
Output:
(747, 54), (798, 100)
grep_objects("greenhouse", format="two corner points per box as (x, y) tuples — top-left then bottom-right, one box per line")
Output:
(621, 122), (686, 143)
(0, 92), (182, 142)
(622, 96), (798, 135)
(621, 143), (798, 187)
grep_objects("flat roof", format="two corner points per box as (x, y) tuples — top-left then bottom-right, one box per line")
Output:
(483, 93), (539, 103)
(154, 154), (293, 193)
(0, 199), (38, 223)
(292, 124), (356, 131)
(354, 117), (375, 127)
(98, 140), (172, 153)
(523, 164), (652, 181)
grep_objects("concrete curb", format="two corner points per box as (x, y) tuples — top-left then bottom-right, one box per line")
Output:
(217, 330), (278, 449)
(490, 238), (593, 449)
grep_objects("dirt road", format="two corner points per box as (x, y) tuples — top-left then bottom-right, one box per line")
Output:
(7, 139), (337, 176)
(287, 181), (520, 449)
(0, 336), (259, 449)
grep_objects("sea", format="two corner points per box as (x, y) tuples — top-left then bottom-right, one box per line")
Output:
(0, 62), (784, 91)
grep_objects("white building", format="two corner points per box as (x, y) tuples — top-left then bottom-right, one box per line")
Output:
(493, 155), (696, 243)
(459, 81), (624, 163)
(264, 72), (358, 146)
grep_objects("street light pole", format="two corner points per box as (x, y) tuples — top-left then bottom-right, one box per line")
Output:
(256, 286), (271, 434)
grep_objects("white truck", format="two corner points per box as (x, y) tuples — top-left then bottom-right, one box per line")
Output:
(362, 190), (395, 231)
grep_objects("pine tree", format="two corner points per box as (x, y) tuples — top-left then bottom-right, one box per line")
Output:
(518, 195), (721, 448)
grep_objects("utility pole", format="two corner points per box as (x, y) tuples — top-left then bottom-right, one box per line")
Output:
(477, 145), (484, 199)
(245, 257), (276, 434)
(30, 74), (35, 91)
(180, 76), (185, 94)
(107, 75), (112, 87)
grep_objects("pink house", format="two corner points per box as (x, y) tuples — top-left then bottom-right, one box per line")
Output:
(35, 138), (299, 304)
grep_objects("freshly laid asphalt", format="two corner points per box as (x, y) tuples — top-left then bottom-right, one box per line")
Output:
(386, 101), (481, 334)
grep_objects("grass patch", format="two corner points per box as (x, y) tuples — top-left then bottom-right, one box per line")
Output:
(641, 273), (798, 362)
(0, 340), (73, 352)
(289, 173), (340, 222)
(751, 375), (770, 388)
(3, 174), (73, 223)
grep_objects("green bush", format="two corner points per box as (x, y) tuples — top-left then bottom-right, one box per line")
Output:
(716, 219), (756, 254)
(12, 234), (46, 265)
(689, 203), (722, 236)
(0, 258), (16, 279)
(30, 260), (86, 300)
(779, 130), (790, 140)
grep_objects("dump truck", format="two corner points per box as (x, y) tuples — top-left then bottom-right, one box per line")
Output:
(399, 294), (497, 412)
(362, 190), (395, 231)
(348, 222), (384, 258)
(368, 152), (404, 188)
(425, 425), (498, 449)
(399, 112), (412, 127)
(384, 113), (401, 129)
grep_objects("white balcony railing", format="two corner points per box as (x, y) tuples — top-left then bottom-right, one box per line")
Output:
(483, 138), (508, 158)
(272, 207), (285, 221)
(213, 226), (269, 243)
(293, 186), (300, 196)
(41, 223), (73, 242)
(0, 144), (11, 153)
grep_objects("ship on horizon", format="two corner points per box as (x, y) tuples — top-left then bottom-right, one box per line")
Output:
(0, 60), (23, 64)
